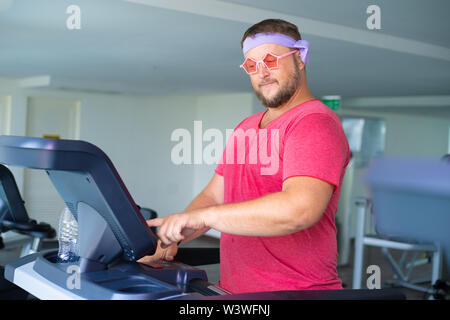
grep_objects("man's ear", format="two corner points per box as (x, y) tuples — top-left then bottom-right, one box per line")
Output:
(296, 51), (306, 70)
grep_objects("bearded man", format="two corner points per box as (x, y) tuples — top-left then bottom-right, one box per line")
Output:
(142, 19), (350, 294)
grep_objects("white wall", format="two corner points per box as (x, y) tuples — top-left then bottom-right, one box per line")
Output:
(192, 93), (254, 196)
(0, 93), (27, 194)
(0, 95), (11, 135)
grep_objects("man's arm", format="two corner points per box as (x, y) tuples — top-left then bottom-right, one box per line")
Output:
(206, 176), (333, 236)
(149, 176), (334, 247)
(178, 173), (224, 242)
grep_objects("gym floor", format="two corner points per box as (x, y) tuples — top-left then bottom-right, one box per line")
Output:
(0, 235), (442, 300)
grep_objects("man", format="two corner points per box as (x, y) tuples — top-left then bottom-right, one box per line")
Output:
(139, 19), (350, 294)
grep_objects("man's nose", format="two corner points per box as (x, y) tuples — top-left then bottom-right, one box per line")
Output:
(256, 61), (270, 77)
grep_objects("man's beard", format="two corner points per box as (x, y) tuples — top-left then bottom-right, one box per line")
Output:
(254, 64), (301, 109)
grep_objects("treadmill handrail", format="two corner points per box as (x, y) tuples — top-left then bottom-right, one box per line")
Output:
(0, 164), (29, 223)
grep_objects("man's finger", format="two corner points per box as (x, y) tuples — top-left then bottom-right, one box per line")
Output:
(160, 241), (172, 249)
(146, 218), (164, 227)
(167, 221), (182, 244)
(172, 224), (185, 243)
(157, 227), (171, 249)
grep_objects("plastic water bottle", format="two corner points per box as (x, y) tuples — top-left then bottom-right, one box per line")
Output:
(57, 207), (79, 263)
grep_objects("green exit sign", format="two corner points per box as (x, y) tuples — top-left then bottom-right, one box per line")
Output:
(321, 96), (341, 111)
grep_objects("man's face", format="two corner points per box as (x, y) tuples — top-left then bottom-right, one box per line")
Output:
(245, 43), (302, 109)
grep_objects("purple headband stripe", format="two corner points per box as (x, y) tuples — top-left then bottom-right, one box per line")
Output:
(242, 33), (310, 64)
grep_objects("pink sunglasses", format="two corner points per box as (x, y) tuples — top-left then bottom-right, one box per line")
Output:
(240, 49), (299, 75)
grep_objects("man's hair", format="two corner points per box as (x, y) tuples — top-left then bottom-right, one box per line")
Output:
(240, 19), (302, 48)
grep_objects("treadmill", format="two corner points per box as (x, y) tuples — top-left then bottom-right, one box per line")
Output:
(0, 164), (56, 299)
(0, 135), (405, 300)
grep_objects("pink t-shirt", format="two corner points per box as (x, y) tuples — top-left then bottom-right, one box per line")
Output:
(215, 99), (350, 294)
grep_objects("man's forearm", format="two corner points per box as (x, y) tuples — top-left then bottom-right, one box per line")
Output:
(185, 190), (218, 212)
(202, 191), (306, 237)
(180, 191), (217, 242)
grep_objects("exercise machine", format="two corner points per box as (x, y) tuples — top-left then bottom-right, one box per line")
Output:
(355, 158), (450, 299)
(0, 164), (56, 299)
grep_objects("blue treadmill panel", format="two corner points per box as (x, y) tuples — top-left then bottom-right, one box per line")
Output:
(0, 135), (157, 261)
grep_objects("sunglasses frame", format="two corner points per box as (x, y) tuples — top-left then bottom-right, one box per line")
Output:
(240, 49), (299, 75)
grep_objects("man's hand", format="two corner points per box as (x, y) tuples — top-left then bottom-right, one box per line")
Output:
(137, 239), (178, 264)
(147, 208), (213, 248)
(137, 219), (180, 263)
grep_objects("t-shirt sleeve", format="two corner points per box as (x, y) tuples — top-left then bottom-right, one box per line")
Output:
(283, 113), (349, 188)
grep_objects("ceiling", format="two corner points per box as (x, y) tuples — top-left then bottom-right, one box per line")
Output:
(0, 0), (449, 100)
